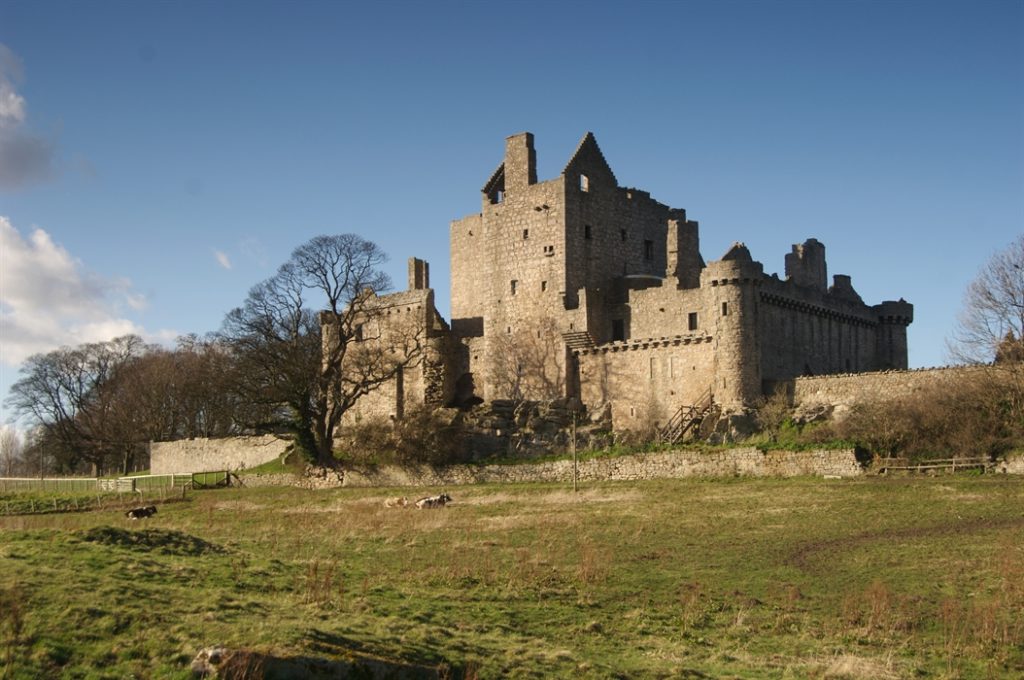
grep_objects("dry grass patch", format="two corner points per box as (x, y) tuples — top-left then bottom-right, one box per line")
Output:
(820, 653), (901, 679)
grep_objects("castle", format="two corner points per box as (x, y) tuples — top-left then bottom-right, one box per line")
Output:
(340, 132), (913, 434)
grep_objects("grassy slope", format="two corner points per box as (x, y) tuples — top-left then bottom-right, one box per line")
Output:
(1, 476), (1022, 679)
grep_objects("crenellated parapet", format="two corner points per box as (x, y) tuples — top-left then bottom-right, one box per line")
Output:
(873, 299), (914, 326)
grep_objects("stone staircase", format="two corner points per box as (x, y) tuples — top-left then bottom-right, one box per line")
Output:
(561, 331), (596, 351)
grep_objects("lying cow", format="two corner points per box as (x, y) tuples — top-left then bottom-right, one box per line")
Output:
(415, 493), (452, 509)
(125, 505), (157, 520)
(383, 496), (410, 508)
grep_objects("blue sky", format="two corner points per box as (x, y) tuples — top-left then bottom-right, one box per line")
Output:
(1, 0), (1022, 424)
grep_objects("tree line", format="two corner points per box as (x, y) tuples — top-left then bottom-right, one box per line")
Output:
(4, 234), (417, 475)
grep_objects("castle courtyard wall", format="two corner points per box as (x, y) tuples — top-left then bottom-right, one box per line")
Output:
(789, 366), (984, 411)
(150, 435), (288, 475)
(577, 336), (716, 429)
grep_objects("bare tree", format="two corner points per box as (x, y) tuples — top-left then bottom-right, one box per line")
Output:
(5, 335), (148, 474)
(0, 426), (23, 476)
(221, 234), (420, 463)
(950, 235), (1024, 364)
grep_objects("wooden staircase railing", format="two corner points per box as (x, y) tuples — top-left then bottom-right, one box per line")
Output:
(659, 389), (714, 444)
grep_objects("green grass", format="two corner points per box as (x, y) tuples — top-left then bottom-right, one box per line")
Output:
(243, 455), (302, 475)
(0, 491), (129, 516)
(2, 476), (1023, 678)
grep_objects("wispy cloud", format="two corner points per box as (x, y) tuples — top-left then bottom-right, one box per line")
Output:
(0, 216), (171, 367)
(214, 249), (232, 270)
(0, 44), (55, 190)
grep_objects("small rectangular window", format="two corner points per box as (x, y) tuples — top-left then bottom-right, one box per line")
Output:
(580, 174), (589, 192)
(620, 229), (627, 242)
(721, 302), (728, 316)
(541, 280), (547, 292)
(522, 229), (529, 240)
(612, 319), (625, 341)
(510, 280), (517, 295)
(584, 224), (592, 240)
(644, 239), (654, 260)
(543, 245), (555, 256)
(688, 312), (698, 331)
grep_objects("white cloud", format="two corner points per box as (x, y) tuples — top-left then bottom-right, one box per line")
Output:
(0, 43), (55, 189)
(214, 249), (232, 270)
(0, 216), (169, 367)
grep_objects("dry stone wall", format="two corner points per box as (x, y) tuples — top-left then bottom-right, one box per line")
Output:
(790, 366), (982, 413)
(150, 435), (288, 475)
(239, 447), (864, 489)
(999, 452), (1024, 474)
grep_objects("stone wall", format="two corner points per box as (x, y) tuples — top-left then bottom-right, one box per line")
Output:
(238, 447), (863, 488)
(789, 366), (982, 413)
(150, 435), (288, 475)
(576, 336), (715, 430)
(999, 452), (1024, 474)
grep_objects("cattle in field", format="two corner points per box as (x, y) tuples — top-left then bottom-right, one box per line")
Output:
(126, 505), (157, 520)
(383, 496), (410, 508)
(415, 493), (452, 509)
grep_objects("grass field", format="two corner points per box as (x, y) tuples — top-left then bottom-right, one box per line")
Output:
(1, 475), (1022, 678)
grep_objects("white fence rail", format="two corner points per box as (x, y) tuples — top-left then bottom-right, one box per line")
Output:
(0, 477), (101, 493)
(1, 472), (220, 495)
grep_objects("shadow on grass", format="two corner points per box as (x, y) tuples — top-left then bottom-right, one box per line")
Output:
(78, 526), (226, 556)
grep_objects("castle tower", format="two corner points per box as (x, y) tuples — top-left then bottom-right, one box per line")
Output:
(666, 210), (703, 289)
(873, 300), (913, 369)
(785, 238), (827, 290)
(701, 243), (764, 410)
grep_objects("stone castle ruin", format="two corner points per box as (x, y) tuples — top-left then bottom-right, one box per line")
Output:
(335, 132), (913, 438)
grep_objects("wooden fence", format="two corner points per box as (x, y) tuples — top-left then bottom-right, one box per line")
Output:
(1, 471), (229, 495)
(873, 457), (993, 474)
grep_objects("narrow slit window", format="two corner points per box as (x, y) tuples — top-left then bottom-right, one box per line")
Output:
(620, 229), (627, 242)
(580, 174), (589, 192)
(644, 239), (654, 260)
(688, 312), (698, 331)
(522, 229), (529, 240)
(721, 302), (728, 316)
(541, 280), (547, 292)
(510, 280), (517, 295)
(584, 224), (592, 240)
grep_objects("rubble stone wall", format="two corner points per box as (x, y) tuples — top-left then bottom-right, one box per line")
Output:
(239, 447), (863, 488)
(150, 435), (288, 475)
(790, 366), (983, 411)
